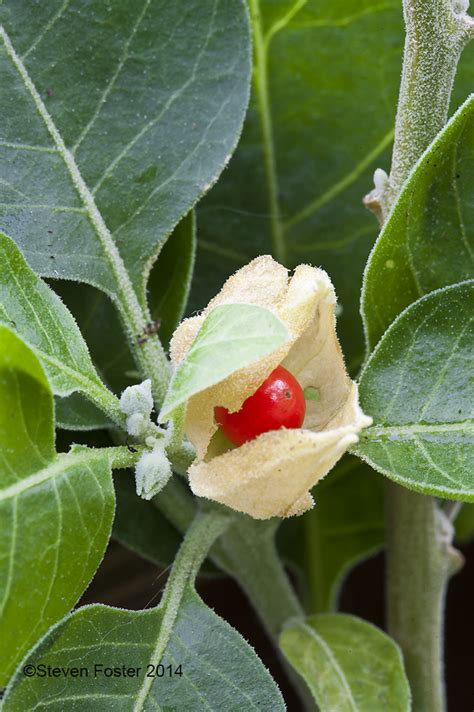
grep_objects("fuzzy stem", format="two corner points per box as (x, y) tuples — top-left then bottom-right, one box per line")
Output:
(385, 484), (463, 712)
(133, 508), (230, 709)
(379, 1), (471, 708)
(213, 519), (304, 636)
(213, 518), (314, 711)
(387, 0), (470, 202)
(129, 330), (170, 407)
(162, 508), (231, 598)
(366, 0), (473, 219)
(107, 444), (146, 469)
(155, 487), (304, 635)
(153, 488), (312, 707)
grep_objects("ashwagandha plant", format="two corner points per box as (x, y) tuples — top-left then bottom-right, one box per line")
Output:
(0, 0), (473, 710)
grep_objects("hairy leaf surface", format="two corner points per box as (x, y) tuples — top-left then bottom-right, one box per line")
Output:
(160, 303), (289, 420)
(0, 0), (250, 303)
(193, 0), (405, 370)
(280, 614), (410, 711)
(363, 95), (474, 349)
(193, 1), (474, 370)
(355, 282), (474, 500)
(0, 232), (121, 422)
(0, 328), (115, 685)
(4, 520), (285, 711)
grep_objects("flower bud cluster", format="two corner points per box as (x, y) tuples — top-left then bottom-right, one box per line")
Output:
(120, 379), (173, 499)
(120, 379), (154, 438)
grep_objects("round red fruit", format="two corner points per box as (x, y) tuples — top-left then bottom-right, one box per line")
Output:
(214, 366), (306, 446)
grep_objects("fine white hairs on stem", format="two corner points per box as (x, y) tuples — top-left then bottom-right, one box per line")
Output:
(135, 447), (172, 500)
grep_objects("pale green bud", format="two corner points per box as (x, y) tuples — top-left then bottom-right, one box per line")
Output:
(135, 449), (172, 500)
(120, 379), (153, 418)
(126, 412), (149, 438)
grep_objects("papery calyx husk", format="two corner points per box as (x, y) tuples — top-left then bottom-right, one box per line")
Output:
(170, 256), (371, 520)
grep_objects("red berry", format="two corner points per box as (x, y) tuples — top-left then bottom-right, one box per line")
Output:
(214, 366), (306, 446)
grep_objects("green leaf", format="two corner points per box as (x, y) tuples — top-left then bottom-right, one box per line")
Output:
(51, 211), (196, 429)
(3, 591), (284, 711)
(148, 211), (196, 348)
(55, 393), (112, 431)
(160, 303), (290, 420)
(193, 3), (474, 370)
(0, 0), (250, 303)
(280, 614), (410, 712)
(4, 514), (285, 711)
(355, 282), (474, 500)
(455, 504), (474, 541)
(362, 95), (474, 350)
(0, 232), (123, 424)
(278, 456), (384, 612)
(51, 281), (136, 397)
(0, 327), (115, 685)
(193, 0), (406, 371)
(112, 473), (182, 568)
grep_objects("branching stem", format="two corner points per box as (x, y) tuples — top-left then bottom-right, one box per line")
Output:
(366, 0), (474, 219)
(133, 508), (230, 711)
(153, 485), (312, 707)
(378, 1), (472, 709)
(388, 0), (471, 202)
(0, 24), (170, 409)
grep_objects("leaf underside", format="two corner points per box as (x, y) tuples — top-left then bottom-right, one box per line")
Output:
(280, 613), (410, 712)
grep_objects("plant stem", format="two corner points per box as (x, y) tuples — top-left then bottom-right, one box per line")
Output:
(129, 330), (170, 406)
(134, 508), (230, 709)
(0, 25), (170, 408)
(385, 483), (462, 712)
(378, 1), (472, 708)
(387, 0), (471, 204)
(153, 488), (313, 708)
(155, 487), (304, 634)
(213, 518), (303, 636)
(108, 444), (146, 469)
(213, 517), (315, 711)
(162, 508), (231, 599)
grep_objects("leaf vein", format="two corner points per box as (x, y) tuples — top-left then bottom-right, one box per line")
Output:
(72, 0), (152, 153)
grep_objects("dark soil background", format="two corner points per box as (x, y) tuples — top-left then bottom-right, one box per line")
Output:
(80, 537), (474, 711)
